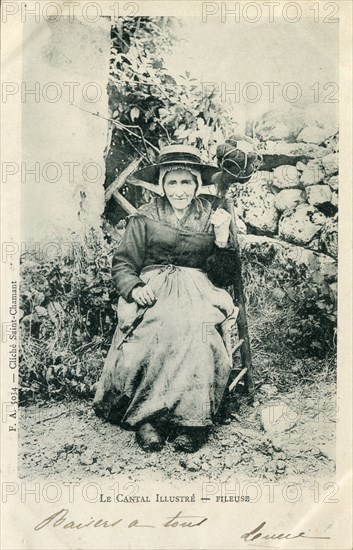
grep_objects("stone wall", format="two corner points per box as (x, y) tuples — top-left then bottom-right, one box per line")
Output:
(235, 109), (339, 260)
(21, 16), (111, 242)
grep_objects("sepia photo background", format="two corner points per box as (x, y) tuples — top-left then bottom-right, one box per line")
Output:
(1, 2), (352, 549)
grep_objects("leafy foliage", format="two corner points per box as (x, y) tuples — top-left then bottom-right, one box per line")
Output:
(19, 231), (120, 404)
(241, 241), (337, 358)
(105, 17), (237, 222)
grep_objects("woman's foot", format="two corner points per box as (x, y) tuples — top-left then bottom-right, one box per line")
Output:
(136, 422), (164, 452)
(173, 427), (208, 453)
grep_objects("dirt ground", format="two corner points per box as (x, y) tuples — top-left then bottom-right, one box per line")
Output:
(18, 382), (336, 483)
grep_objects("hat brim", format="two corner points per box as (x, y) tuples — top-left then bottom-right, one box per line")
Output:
(132, 161), (220, 185)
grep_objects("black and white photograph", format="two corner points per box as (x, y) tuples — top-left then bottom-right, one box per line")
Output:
(1, 1), (352, 549)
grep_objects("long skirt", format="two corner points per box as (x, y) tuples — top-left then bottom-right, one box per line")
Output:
(93, 265), (236, 429)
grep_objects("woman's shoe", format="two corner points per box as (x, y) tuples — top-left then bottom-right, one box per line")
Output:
(136, 422), (164, 452)
(173, 428), (208, 453)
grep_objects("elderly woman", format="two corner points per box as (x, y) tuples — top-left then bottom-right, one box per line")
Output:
(93, 144), (237, 452)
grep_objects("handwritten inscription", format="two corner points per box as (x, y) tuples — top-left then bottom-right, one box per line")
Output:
(34, 511), (332, 543)
(34, 509), (207, 531)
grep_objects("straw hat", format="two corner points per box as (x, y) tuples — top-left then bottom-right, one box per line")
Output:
(132, 144), (219, 185)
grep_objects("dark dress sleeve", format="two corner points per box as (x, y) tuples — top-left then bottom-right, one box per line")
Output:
(112, 216), (147, 301)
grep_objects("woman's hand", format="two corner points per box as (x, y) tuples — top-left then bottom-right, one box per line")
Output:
(210, 208), (232, 248)
(131, 284), (156, 307)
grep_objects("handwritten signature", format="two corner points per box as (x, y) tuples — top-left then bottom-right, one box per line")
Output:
(241, 521), (331, 543)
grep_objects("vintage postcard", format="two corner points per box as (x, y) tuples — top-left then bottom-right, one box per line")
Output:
(1, 1), (352, 548)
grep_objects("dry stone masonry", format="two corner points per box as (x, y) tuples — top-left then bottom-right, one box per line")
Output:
(236, 109), (339, 260)
(234, 109), (338, 318)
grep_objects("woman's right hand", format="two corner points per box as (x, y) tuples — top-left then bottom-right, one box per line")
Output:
(131, 284), (156, 307)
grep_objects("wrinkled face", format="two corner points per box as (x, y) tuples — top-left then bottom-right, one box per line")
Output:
(163, 169), (197, 211)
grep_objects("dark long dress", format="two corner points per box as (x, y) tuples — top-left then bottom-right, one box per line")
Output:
(93, 196), (236, 428)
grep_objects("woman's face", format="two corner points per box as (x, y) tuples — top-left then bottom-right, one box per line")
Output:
(163, 168), (197, 211)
